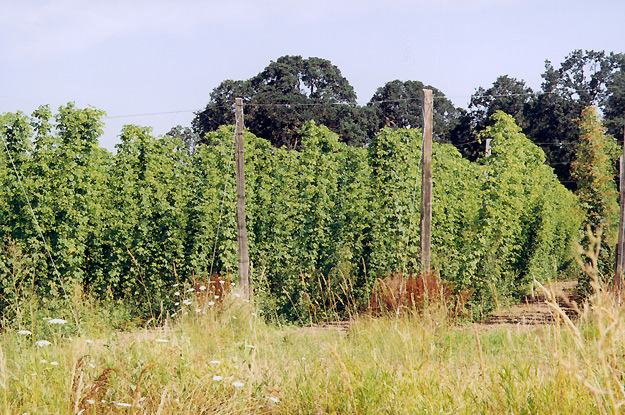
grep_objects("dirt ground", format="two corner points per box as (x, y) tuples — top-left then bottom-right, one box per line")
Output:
(307, 281), (581, 333)
(482, 280), (579, 329)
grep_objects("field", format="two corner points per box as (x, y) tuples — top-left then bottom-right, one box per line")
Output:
(1, 273), (623, 415)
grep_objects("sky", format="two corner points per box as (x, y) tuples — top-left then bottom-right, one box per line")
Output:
(1, 0), (624, 152)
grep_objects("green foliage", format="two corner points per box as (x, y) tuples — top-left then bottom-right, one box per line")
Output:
(193, 56), (366, 148)
(467, 112), (582, 306)
(571, 107), (620, 292)
(0, 104), (583, 323)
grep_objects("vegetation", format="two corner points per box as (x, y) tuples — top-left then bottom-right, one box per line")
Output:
(0, 236), (623, 414)
(1, 102), (582, 323)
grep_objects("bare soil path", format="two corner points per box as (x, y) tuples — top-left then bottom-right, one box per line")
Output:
(482, 280), (579, 329)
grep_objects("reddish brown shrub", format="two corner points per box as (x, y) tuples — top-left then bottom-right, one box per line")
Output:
(193, 274), (232, 307)
(369, 271), (473, 318)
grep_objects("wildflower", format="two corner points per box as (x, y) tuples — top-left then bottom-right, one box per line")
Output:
(40, 359), (48, 363)
(232, 316), (237, 319)
(155, 339), (169, 343)
(171, 313), (177, 317)
(173, 283), (179, 287)
(219, 280), (225, 284)
(208, 301), (215, 306)
(245, 344), (256, 349)
(187, 288), (195, 292)
(214, 295), (220, 299)
(31, 372), (37, 376)
(233, 293), (241, 298)
(174, 302), (179, 306)
(269, 397), (280, 403)
(116, 402), (132, 407)
(86, 400), (95, 405)
(199, 285), (206, 291)
(212, 375), (223, 381)
(50, 361), (59, 366)
(17, 330), (32, 335)
(174, 291), (180, 296)
(251, 313), (257, 317)
(182, 299), (192, 306)
(85, 339), (93, 344)
(47, 319), (67, 325)
(232, 381), (244, 388)
(243, 300), (250, 303)
(35, 340), (51, 347)
(196, 308), (201, 313)
(209, 360), (221, 364)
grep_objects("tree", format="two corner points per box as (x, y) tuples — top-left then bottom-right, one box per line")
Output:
(452, 75), (534, 160)
(365, 80), (461, 143)
(525, 50), (621, 187)
(604, 53), (625, 140)
(193, 56), (366, 149)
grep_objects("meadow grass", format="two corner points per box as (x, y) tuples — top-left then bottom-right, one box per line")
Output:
(0, 277), (623, 415)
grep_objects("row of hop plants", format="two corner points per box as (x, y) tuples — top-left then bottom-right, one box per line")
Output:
(0, 104), (584, 324)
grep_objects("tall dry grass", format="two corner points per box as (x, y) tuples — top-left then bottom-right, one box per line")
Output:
(1, 236), (624, 413)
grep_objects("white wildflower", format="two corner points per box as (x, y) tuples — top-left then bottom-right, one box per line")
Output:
(173, 283), (179, 287)
(232, 381), (244, 388)
(174, 291), (180, 296)
(187, 288), (195, 292)
(155, 339), (169, 343)
(212, 375), (223, 381)
(17, 330), (32, 335)
(209, 360), (221, 364)
(85, 339), (93, 344)
(269, 397), (280, 403)
(233, 293), (241, 298)
(182, 299), (192, 306)
(245, 344), (256, 349)
(47, 319), (67, 325)
(219, 280), (225, 284)
(35, 340), (51, 347)
(195, 308), (201, 313)
(50, 361), (59, 366)
(214, 295), (220, 299)
(208, 301), (215, 306)
(199, 285), (206, 291)
(116, 402), (132, 407)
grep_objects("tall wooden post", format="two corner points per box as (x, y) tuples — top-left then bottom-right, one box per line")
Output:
(420, 89), (434, 275)
(235, 98), (251, 300)
(616, 125), (625, 297)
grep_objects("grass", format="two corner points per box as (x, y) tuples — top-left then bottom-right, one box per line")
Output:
(0, 282), (622, 415)
(0, 232), (623, 413)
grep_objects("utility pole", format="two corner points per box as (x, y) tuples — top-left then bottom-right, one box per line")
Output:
(616, 124), (625, 297)
(235, 98), (251, 300)
(420, 89), (433, 275)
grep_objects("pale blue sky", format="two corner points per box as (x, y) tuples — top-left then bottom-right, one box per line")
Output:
(1, 0), (624, 152)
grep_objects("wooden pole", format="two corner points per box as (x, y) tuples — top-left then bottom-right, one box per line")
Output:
(235, 98), (251, 300)
(616, 124), (625, 297)
(420, 89), (434, 275)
